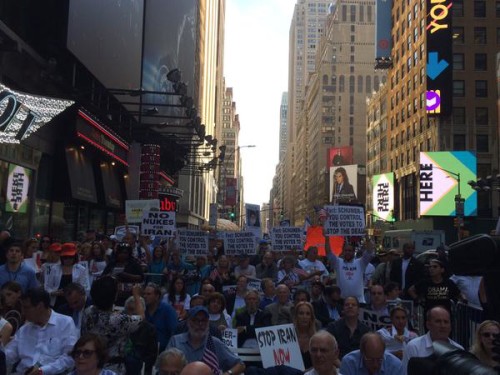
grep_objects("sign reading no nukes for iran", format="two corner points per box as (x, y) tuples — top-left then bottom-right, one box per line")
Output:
(255, 324), (304, 371)
(141, 210), (176, 237)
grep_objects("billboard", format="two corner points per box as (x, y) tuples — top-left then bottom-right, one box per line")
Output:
(330, 165), (358, 204)
(327, 146), (353, 169)
(372, 173), (394, 221)
(419, 152), (477, 216)
(375, 0), (393, 61)
(426, 0), (453, 116)
(141, 0), (197, 126)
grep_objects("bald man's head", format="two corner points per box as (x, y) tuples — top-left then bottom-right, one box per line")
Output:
(180, 362), (212, 375)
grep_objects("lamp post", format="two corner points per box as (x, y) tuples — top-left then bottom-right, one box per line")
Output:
(219, 145), (256, 220)
(432, 166), (463, 240)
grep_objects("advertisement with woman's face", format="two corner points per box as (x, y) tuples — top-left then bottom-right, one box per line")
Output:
(330, 165), (358, 204)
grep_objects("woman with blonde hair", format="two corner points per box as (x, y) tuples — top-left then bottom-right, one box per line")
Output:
(470, 319), (500, 368)
(293, 301), (317, 370)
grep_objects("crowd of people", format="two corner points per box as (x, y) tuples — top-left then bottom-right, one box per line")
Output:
(0, 227), (497, 375)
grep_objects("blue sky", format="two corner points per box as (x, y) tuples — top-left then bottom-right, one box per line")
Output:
(224, 0), (296, 207)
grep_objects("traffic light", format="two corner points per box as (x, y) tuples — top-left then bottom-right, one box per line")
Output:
(229, 211), (235, 221)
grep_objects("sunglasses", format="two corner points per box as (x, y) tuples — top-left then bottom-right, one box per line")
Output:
(481, 332), (498, 338)
(72, 349), (96, 358)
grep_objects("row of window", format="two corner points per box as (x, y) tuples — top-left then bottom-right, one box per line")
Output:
(340, 4), (373, 23)
(452, 53), (488, 71)
(453, 80), (488, 97)
(452, 0), (500, 18)
(452, 107), (489, 126)
(453, 27), (500, 45)
(322, 75), (384, 94)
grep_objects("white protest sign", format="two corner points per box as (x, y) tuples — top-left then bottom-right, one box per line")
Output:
(222, 328), (238, 350)
(141, 210), (176, 237)
(247, 278), (262, 293)
(359, 308), (391, 331)
(270, 227), (303, 251)
(324, 205), (365, 236)
(224, 232), (257, 256)
(178, 230), (209, 256)
(255, 324), (304, 370)
(125, 199), (159, 223)
(114, 225), (140, 241)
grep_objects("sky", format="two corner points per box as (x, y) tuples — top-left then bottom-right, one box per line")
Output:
(224, 0), (296, 207)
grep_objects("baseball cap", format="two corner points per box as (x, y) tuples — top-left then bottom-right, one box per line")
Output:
(48, 242), (62, 252)
(187, 306), (209, 319)
(60, 242), (77, 257)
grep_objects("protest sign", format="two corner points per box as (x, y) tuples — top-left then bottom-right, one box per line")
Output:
(324, 205), (365, 236)
(224, 232), (257, 256)
(270, 227), (303, 251)
(141, 210), (176, 237)
(359, 308), (391, 331)
(114, 225), (140, 241)
(222, 328), (238, 350)
(255, 324), (304, 370)
(247, 278), (262, 293)
(178, 230), (209, 256)
(125, 199), (159, 223)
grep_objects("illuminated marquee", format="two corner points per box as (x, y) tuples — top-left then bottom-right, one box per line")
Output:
(0, 83), (74, 143)
(426, 0), (452, 116)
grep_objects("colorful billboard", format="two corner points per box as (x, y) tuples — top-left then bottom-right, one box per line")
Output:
(426, 0), (453, 116)
(419, 152), (477, 216)
(372, 173), (394, 221)
(375, 0), (393, 61)
(327, 146), (353, 169)
(6, 164), (31, 213)
(330, 164), (358, 204)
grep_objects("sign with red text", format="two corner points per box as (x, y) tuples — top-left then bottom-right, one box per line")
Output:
(255, 324), (304, 370)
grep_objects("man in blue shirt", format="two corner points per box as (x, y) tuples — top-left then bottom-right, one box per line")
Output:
(167, 306), (245, 375)
(340, 332), (402, 375)
(144, 282), (178, 352)
(0, 242), (39, 292)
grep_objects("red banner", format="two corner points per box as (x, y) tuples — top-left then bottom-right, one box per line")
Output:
(304, 225), (344, 256)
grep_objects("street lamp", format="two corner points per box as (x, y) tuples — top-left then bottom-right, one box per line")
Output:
(219, 145), (256, 219)
(432, 166), (463, 240)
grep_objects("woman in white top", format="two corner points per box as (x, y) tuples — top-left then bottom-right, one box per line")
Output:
(377, 305), (417, 359)
(44, 243), (90, 308)
(162, 276), (191, 320)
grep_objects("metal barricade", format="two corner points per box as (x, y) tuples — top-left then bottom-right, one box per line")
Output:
(451, 301), (484, 349)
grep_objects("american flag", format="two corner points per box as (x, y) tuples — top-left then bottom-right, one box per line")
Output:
(202, 335), (222, 375)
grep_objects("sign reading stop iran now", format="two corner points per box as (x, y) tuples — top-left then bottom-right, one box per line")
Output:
(324, 205), (366, 236)
(255, 324), (304, 371)
(141, 210), (176, 238)
(224, 232), (257, 256)
(270, 227), (303, 251)
(178, 230), (209, 256)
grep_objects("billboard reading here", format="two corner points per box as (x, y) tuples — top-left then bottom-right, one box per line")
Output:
(419, 152), (477, 217)
(372, 173), (394, 221)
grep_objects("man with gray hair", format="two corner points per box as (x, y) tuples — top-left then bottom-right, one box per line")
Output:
(306, 331), (341, 375)
(156, 347), (187, 375)
(340, 332), (402, 375)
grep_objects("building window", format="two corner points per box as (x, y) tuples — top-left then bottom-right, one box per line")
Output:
(367, 5), (373, 22)
(453, 0), (464, 16)
(453, 54), (464, 70)
(339, 75), (345, 92)
(366, 76), (372, 93)
(474, 0), (486, 17)
(474, 53), (487, 70)
(453, 135), (466, 150)
(453, 107), (466, 125)
(357, 75), (363, 93)
(351, 25), (355, 33)
(342, 5), (347, 21)
(453, 27), (464, 44)
(349, 76), (355, 93)
(350, 5), (356, 22)
(475, 80), (488, 97)
(359, 5), (364, 22)
(497, 0), (500, 16)
(474, 27), (487, 44)
(476, 135), (489, 152)
(453, 80), (465, 97)
(475, 107), (488, 125)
